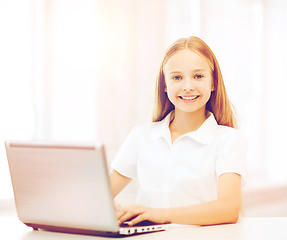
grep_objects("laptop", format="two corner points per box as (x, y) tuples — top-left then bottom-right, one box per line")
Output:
(5, 140), (168, 237)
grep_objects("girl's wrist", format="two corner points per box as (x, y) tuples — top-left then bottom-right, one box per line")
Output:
(161, 208), (172, 224)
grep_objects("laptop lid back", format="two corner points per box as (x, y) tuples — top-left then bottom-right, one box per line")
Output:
(5, 141), (119, 233)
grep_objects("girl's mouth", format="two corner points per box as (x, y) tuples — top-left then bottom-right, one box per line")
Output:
(179, 95), (200, 102)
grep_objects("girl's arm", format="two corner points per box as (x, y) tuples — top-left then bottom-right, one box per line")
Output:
(117, 172), (242, 226)
(165, 172), (242, 225)
(110, 169), (132, 198)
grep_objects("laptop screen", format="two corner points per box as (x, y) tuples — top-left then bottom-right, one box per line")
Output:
(5, 141), (119, 233)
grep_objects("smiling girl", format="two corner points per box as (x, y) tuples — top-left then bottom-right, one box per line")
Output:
(110, 36), (246, 226)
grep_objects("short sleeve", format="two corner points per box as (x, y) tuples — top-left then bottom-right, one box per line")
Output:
(111, 126), (141, 179)
(215, 130), (247, 186)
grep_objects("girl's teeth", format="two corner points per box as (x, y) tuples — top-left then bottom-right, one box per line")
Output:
(182, 96), (198, 100)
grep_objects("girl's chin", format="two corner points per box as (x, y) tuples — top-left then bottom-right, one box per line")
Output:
(174, 106), (206, 115)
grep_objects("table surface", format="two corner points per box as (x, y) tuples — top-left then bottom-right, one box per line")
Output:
(1, 214), (287, 240)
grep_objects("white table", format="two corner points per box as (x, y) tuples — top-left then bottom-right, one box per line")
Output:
(1, 215), (287, 240)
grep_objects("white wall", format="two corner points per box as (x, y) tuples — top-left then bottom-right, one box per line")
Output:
(0, 0), (34, 199)
(0, 0), (287, 204)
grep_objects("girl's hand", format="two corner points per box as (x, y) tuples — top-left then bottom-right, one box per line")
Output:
(114, 200), (122, 213)
(117, 204), (170, 226)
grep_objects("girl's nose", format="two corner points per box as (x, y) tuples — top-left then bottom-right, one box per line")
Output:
(183, 87), (194, 91)
(183, 79), (195, 92)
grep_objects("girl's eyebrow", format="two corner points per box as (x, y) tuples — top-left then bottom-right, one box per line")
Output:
(167, 69), (208, 74)
(168, 71), (182, 74)
(192, 68), (209, 72)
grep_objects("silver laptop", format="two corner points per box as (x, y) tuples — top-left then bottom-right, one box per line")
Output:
(5, 140), (168, 237)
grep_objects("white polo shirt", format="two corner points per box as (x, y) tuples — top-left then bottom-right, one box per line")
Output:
(111, 111), (246, 208)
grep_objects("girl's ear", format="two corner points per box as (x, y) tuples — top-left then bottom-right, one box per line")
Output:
(211, 85), (215, 91)
(211, 80), (215, 91)
(163, 80), (167, 92)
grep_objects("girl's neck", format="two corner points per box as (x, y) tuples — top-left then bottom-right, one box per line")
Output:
(169, 108), (208, 135)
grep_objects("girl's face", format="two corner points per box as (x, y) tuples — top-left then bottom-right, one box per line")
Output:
(163, 49), (214, 116)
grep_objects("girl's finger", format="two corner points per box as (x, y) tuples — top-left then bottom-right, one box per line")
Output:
(118, 212), (135, 225)
(128, 214), (146, 226)
(114, 200), (122, 213)
(116, 208), (127, 220)
(118, 210), (140, 225)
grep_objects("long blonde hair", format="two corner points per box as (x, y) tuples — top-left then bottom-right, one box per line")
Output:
(152, 36), (237, 128)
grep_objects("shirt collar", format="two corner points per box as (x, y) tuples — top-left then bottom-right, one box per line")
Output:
(149, 111), (219, 145)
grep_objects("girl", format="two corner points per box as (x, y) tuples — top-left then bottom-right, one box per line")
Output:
(110, 36), (246, 226)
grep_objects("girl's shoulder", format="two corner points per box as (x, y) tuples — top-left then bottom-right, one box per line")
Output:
(130, 121), (162, 134)
(217, 124), (240, 134)
(127, 121), (164, 141)
(216, 125), (246, 147)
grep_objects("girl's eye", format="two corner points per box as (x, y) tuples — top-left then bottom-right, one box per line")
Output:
(195, 74), (203, 79)
(172, 75), (182, 80)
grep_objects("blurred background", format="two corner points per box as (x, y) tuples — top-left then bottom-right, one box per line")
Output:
(0, 0), (287, 216)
